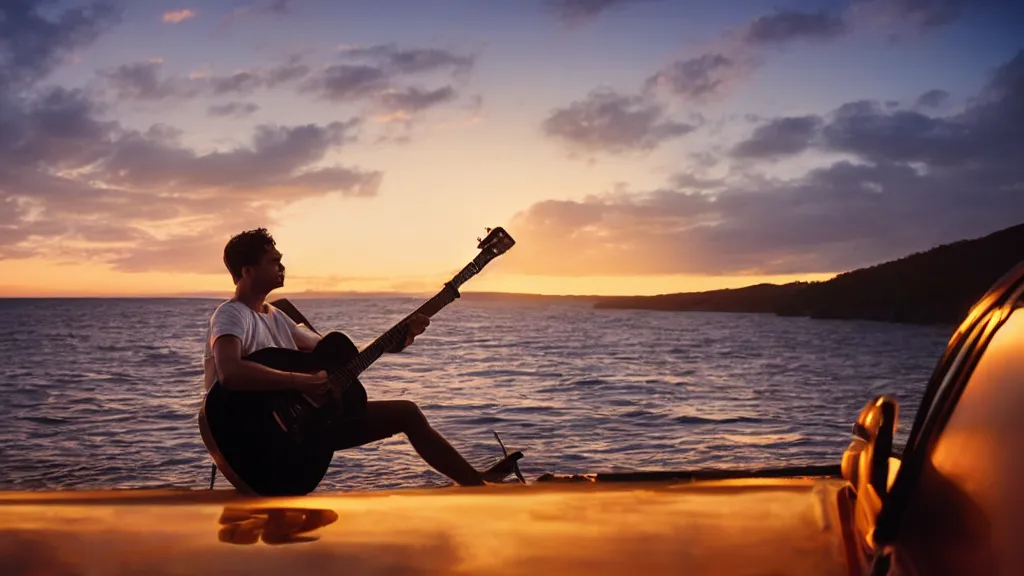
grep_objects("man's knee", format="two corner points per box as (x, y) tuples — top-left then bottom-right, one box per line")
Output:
(395, 400), (428, 429)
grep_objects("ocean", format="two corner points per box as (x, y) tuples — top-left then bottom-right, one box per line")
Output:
(0, 297), (953, 492)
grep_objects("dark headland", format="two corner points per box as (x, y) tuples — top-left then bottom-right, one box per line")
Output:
(592, 223), (1024, 325)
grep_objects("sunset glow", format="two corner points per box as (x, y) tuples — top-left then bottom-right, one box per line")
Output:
(1, 1), (1022, 297)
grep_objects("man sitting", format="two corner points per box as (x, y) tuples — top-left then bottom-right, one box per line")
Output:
(201, 227), (522, 486)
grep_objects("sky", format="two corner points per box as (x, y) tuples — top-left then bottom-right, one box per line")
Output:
(0, 0), (1022, 297)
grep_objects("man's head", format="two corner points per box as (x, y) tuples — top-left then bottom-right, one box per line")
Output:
(223, 228), (285, 291)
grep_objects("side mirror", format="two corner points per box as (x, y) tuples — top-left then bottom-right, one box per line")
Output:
(841, 394), (899, 552)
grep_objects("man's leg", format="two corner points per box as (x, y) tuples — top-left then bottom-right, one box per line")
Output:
(334, 400), (520, 486)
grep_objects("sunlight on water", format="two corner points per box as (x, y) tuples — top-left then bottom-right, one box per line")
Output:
(721, 434), (808, 446)
(0, 297), (952, 491)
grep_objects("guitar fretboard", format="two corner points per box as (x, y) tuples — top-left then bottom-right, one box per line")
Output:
(328, 268), (476, 387)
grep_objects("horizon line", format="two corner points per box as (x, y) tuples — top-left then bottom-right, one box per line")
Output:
(0, 289), (608, 300)
(0, 281), (822, 300)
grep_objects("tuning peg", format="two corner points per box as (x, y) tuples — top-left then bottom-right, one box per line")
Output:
(485, 227), (492, 233)
(476, 237), (482, 243)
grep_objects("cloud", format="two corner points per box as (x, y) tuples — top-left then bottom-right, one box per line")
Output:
(338, 44), (475, 76)
(730, 116), (823, 159)
(3, 90), (378, 195)
(851, 0), (970, 29)
(300, 65), (391, 101)
(555, 0), (1010, 140)
(301, 45), (477, 120)
(95, 44), (475, 133)
(98, 120), (372, 193)
(502, 161), (1023, 277)
(103, 207), (275, 274)
(203, 60), (312, 93)
(0, 87), (116, 172)
(0, 1), (121, 90)
(604, 0), (1009, 124)
(377, 86), (457, 113)
(688, 151), (720, 168)
(95, 58), (312, 101)
(915, 88), (950, 109)
(97, 61), (201, 100)
(265, 60), (311, 86)
(505, 51), (1024, 277)
(644, 53), (738, 102)
(208, 101), (260, 118)
(162, 9), (196, 24)
(735, 48), (1019, 168)
(544, 0), (664, 24)
(220, 0), (298, 27)
(0, 105), (381, 267)
(0, 1), (383, 272)
(672, 172), (725, 190)
(743, 10), (848, 45)
(209, 70), (266, 95)
(637, 10), (844, 109)
(821, 101), (969, 165)
(541, 89), (697, 154)
(95, 43), (472, 127)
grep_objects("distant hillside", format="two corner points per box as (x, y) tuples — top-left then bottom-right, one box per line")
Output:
(594, 223), (1024, 325)
(594, 283), (807, 313)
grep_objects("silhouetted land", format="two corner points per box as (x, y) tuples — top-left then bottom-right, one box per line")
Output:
(594, 223), (1024, 325)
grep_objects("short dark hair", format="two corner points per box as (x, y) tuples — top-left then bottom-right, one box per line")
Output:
(223, 227), (276, 283)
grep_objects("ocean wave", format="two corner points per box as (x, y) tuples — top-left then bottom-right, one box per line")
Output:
(672, 415), (765, 425)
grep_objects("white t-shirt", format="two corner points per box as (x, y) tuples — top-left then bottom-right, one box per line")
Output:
(201, 300), (317, 392)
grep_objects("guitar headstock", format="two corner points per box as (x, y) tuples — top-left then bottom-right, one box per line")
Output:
(441, 227), (516, 296)
(474, 226), (515, 269)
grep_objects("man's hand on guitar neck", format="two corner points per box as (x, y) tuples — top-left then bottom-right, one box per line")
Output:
(402, 313), (431, 348)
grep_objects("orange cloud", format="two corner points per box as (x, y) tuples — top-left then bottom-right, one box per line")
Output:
(371, 110), (412, 124)
(162, 9), (197, 24)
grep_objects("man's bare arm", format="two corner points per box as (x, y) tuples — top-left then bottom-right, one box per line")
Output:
(212, 335), (324, 392)
(291, 323), (322, 351)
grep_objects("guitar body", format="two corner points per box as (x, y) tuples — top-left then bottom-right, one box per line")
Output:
(199, 332), (368, 496)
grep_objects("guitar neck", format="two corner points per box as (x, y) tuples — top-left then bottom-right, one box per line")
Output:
(324, 221), (519, 387)
(334, 262), (480, 382)
(410, 285), (460, 319)
(358, 289), (455, 363)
